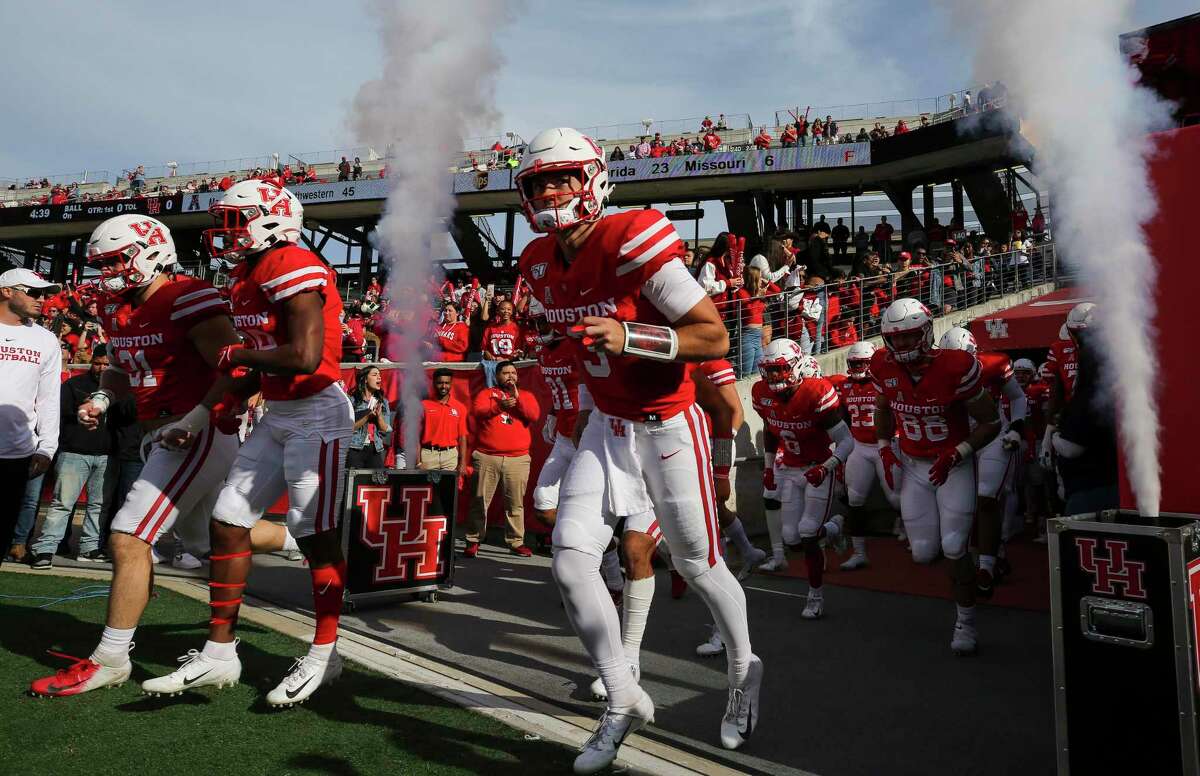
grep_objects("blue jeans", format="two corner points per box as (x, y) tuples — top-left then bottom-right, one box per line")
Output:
(12, 473), (44, 547)
(739, 327), (764, 378)
(481, 359), (499, 387)
(31, 453), (109, 555)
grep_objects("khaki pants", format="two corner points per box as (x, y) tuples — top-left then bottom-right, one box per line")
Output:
(419, 447), (459, 472)
(466, 451), (530, 548)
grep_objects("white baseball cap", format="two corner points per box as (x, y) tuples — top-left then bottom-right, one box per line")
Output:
(0, 268), (61, 294)
(748, 254), (771, 273)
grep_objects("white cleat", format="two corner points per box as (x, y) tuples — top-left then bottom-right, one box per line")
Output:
(695, 627), (725, 657)
(266, 650), (343, 707)
(573, 689), (655, 775)
(801, 595), (824, 620)
(29, 648), (134, 698)
(172, 551), (203, 570)
(756, 555), (788, 573)
(589, 663), (639, 702)
(720, 654), (763, 750)
(825, 515), (849, 553)
(952, 623), (978, 656)
(737, 548), (768, 580)
(142, 647), (241, 696)
(839, 553), (869, 571)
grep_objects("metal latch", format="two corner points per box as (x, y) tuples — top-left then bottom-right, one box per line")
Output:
(1079, 596), (1154, 649)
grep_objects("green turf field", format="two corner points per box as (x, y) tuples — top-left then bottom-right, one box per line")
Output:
(0, 572), (576, 776)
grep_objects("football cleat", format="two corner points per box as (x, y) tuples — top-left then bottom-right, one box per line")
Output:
(839, 553), (869, 571)
(29, 649), (131, 697)
(824, 514), (848, 554)
(801, 594), (825, 620)
(757, 555), (788, 573)
(266, 649), (343, 707)
(588, 663), (639, 702)
(696, 627), (725, 657)
(951, 623), (978, 656)
(141, 646), (241, 696)
(737, 548), (768, 581)
(720, 654), (763, 750)
(573, 689), (655, 775)
(976, 568), (995, 600)
(172, 551), (203, 570)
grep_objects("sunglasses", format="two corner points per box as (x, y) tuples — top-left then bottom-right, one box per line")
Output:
(14, 286), (48, 299)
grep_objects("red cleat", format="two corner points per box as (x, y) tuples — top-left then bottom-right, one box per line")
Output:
(511, 545), (533, 558)
(670, 570), (688, 599)
(29, 650), (130, 697)
(463, 541), (479, 558)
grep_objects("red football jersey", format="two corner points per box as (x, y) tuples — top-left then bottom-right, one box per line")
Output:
(751, 377), (840, 466)
(695, 358), (736, 387)
(482, 321), (522, 359)
(871, 348), (981, 458)
(837, 375), (882, 444)
(1046, 338), (1077, 401)
(518, 209), (701, 421)
(229, 244), (344, 401)
(538, 338), (581, 438)
(100, 276), (229, 422)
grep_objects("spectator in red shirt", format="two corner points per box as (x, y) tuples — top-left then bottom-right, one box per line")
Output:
(218, 175), (233, 191)
(732, 261), (780, 376)
(811, 118), (824, 145)
(1030, 206), (1046, 235)
(341, 313), (367, 362)
(418, 368), (468, 475)
(1011, 203), (1029, 236)
(366, 275), (383, 297)
(872, 216), (895, 260)
(481, 300), (521, 361)
(796, 116), (809, 146)
(700, 115), (714, 132)
(753, 127), (772, 150)
(703, 130), (721, 152)
(464, 361), (539, 557)
(780, 124), (798, 147)
(434, 303), (470, 362)
(894, 118), (910, 134)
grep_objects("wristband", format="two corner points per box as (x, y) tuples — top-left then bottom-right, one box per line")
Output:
(711, 436), (734, 471)
(713, 465), (731, 480)
(87, 390), (115, 414)
(821, 455), (840, 471)
(621, 321), (679, 362)
(954, 441), (974, 459)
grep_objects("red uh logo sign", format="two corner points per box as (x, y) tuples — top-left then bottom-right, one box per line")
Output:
(1076, 537), (1147, 599)
(357, 485), (448, 584)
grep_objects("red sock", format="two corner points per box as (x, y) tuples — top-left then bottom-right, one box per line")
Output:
(804, 543), (824, 589)
(310, 560), (347, 645)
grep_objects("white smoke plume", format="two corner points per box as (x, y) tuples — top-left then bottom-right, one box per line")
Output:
(352, 0), (512, 464)
(950, 0), (1173, 515)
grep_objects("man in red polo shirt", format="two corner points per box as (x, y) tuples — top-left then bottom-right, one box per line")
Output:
(464, 360), (539, 557)
(418, 368), (468, 474)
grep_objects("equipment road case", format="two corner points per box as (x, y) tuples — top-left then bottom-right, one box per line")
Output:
(1049, 510), (1200, 775)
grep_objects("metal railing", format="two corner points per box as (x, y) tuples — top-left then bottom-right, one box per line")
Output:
(715, 242), (1058, 377)
(773, 88), (986, 126)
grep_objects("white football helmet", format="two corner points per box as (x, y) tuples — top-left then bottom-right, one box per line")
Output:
(758, 338), (804, 393)
(1038, 361), (1052, 381)
(1058, 323), (1069, 341)
(86, 214), (177, 294)
(1065, 302), (1095, 340)
(880, 298), (934, 363)
(937, 326), (978, 355)
(515, 128), (614, 233)
(1013, 357), (1036, 385)
(798, 355), (822, 378)
(845, 340), (875, 379)
(204, 179), (303, 261)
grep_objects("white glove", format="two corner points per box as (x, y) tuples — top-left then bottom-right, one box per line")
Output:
(1051, 431), (1086, 460)
(542, 414), (557, 446)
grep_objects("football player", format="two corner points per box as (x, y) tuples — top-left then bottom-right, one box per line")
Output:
(937, 327), (1026, 598)
(836, 341), (899, 571)
(159, 180), (354, 707)
(515, 127), (760, 770)
(1041, 303), (1091, 469)
(29, 215), (294, 698)
(1014, 359), (1053, 541)
(753, 339), (853, 619)
(873, 301), (1000, 655)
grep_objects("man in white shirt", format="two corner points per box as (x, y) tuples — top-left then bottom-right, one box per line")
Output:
(0, 268), (62, 565)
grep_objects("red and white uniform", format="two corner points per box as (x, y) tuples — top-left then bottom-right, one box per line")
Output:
(975, 351), (1022, 499)
(871, 347), (980, 563)
(752, 377), (840, 542)
(482, 321), (521, 359)
(101, 276), (240, 550)
(434, 320), (469, 362)
(212, 245), (354, 539)
(518, 208), (720, 575)
(532, 338), (583, 512)
(1046, 338), (1078, 402)
(836, 374), (899, 509)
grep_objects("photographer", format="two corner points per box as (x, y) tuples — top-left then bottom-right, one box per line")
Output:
(463, 361), (538, 558)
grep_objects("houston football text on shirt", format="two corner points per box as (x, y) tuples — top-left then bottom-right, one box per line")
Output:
(752, 377), (840, 466)
(837, 376), (883, 444)
(0, 345), (44, 364)
(870, 348), (981, 459)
